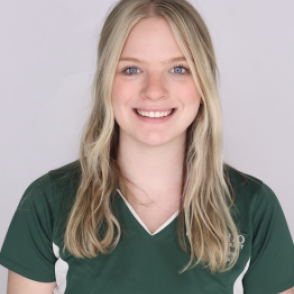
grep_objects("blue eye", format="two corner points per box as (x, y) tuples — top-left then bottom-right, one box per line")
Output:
(172, 65), (188, 75)
(124, 67), (139, 75)
(122, 64), (189, 76)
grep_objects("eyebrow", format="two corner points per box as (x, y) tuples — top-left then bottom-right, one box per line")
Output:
(118, 56), (187, 63)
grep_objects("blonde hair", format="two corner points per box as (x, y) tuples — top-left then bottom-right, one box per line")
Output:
(64, 0), (240, 273)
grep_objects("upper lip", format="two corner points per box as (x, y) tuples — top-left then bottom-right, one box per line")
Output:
(134, 107), (175, 112)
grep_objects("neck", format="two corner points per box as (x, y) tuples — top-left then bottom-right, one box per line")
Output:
(118, 131), (186, 206)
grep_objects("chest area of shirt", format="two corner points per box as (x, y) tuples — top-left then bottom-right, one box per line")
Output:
(53, 191), (252, 294)
(55, 229), (250, 294)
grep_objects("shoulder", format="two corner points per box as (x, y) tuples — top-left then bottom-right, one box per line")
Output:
(224, 164), (277, 206)
(47, 160), (82, 201)
(224, 165), (288, 242)
(0, 161), (81, 281)
(47, 160), (82, 186)
(15, 160), (82, 242)
(19, 160), (82, 219)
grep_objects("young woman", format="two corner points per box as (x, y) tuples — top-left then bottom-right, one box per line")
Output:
(1, 0), (294, 293)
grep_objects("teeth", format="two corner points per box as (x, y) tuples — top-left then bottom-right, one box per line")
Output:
(137, 109), (173, 118)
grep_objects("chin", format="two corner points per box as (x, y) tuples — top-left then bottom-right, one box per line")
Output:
(136, 134), (176, 147)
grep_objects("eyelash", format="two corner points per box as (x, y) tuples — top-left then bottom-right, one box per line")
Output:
(122, 63), (190, 76)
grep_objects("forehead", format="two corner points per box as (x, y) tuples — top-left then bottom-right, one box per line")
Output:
(119, 16), (187, 64)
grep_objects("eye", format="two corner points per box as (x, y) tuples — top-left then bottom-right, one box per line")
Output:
(171, 64), (189, 75)
(122, 66), (140, 75)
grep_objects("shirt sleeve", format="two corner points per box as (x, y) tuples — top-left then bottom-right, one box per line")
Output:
(243, 182), (294, 294)
(0, 173), (57, 282)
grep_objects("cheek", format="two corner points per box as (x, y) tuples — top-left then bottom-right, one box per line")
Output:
(178, 83), (202, 108)
(171, 77), (201, 101)
(111, 79), (137, 125)
(111, 78), (136, 107)
(111, 78), (123, 104)
(111, 81), (127, 118)
(180, 84), (202, 122)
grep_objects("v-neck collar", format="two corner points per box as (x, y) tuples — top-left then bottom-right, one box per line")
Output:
(116, 189), (179, 236)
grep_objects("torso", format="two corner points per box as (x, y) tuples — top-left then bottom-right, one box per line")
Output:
(4, 162), (293, 294)
(53, 186), (250, 294)
(49, 163), (257, 293)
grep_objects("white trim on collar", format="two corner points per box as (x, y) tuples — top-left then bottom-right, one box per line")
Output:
(117, 189), (179, 236)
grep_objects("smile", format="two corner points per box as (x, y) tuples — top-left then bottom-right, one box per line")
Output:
(136, 109), (174, 118)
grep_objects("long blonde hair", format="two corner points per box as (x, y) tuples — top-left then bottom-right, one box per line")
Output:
(64, 0), (240, 273)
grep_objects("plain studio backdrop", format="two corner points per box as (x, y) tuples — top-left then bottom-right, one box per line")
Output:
(0, 0), (293, 292)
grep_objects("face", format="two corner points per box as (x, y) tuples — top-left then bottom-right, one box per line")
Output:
(111, 16), (202, 147)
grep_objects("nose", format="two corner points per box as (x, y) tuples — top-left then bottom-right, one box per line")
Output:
(141, 72), (167, 100)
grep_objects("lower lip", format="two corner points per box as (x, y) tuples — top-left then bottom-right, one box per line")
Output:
(133, 109), (176, 123)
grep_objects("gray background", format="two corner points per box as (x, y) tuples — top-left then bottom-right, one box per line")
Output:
(0, 0), (293, 292)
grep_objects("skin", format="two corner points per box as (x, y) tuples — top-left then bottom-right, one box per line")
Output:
(7, 271), (56, 293)
(6, 15), (294, 294)
(112, 18), (201, 148)
(112, 16), (201, 232)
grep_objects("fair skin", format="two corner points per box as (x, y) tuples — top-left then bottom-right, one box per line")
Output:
(112, 16), (201, 232)
(7, 16), (294, 294)
(7, 271), (56, 293)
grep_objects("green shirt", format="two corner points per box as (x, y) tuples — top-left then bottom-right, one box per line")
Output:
(1, 161), (294, 294)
